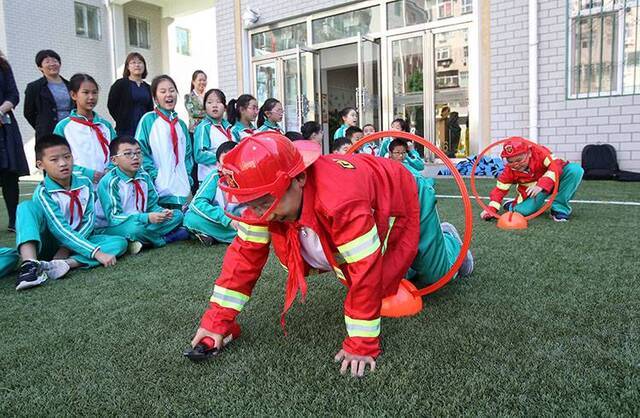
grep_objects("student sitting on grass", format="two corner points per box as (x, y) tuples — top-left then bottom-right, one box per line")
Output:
(331, 137), (352, 155)
(388, 138), (423, 177)
(96, 136), (188, 255)
(480, 137), (584, 222)
(193, 89), (232, 184)
(184, 141), (239, 245)
(14, 134), (127, 291)
(0, 247), (19, 278)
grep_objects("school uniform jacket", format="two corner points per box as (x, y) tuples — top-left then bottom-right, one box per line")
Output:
(97, 166), (164, 226)
(188, 172), (233, 228)
(488, 145), (568, 210)
(53, 110), (116, 180)
(33, 174), (100, 259)
(193, 116), (232, 181)
(135, 107), (194, 205)
(379, 138), (424, 173)
(333, 123), (349, 139)
(230, 121), (255, 143)
(256, 120), (284, 134)
(200, 154), (422, 358)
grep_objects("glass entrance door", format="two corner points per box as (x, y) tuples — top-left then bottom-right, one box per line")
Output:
(252, 48), (320, 133)
(387, 26), (470, 159)
(357, 36), (381, 130)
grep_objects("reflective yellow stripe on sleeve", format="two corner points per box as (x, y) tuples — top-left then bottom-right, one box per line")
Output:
(337, 224), (381, 264)
(237, 222), (270, 244)
(333, 266), (347, 282)
(543, 154), (557, 167)
(345, 315), (381, 338)
(381, 217), (396, 255)
(542, 170), (557, 181)
(210, 285), (250, 311)
(489, 201), (502, 210)
(496, 181), (511, 191)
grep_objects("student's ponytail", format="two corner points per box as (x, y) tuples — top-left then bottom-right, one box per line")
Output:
(227, 99), (239, 125)
(257, 98), (280, 128)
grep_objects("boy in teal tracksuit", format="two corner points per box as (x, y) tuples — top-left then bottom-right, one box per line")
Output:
(0, 248), (19, 278)
(14, 134), (127, 290)
(388, 138), (424, 177)
(183, 141), (238, 244)
(96, 136), (186, 253)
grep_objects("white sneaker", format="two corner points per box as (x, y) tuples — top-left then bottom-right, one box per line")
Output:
(128, 241), (143, 255)
(440, 222), (474, 277)
(40, 260), (71, 280)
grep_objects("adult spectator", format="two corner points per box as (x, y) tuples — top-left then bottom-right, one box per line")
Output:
(107, 52), (153, 136)
(184, 70), (207, 135)
(0, 51), (29, 232)
(24, 50), (71, 140)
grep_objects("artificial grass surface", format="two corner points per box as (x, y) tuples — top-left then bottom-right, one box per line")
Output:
(0, 178), (639, 415)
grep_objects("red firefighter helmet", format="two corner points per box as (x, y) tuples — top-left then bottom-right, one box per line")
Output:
(219, 132), (320, 222)
(500, 137), (530, 159)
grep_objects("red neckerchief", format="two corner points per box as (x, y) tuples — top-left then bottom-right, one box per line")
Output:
(131, 179), (146, 211)
(61, 189), (83, 225)
(70, 117), (109, 163)
(154, 109), (180, 166)
(280, 222), (308, 334)
(213, 123), (231, 140)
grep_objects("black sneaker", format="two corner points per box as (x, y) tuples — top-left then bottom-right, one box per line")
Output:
(551, 211), (570, 222)
(15, 260), (48, 291)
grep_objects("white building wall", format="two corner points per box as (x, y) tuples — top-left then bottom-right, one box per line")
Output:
(122, 1), (163, 79)
(491, 0), (640, 170)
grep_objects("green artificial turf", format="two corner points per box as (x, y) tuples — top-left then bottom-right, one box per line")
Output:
(0, 178), (639, 416)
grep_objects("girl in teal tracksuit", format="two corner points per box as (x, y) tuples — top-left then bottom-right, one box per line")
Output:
(183, 141), (238, 244)
(333, 107), (358, 139)
(256, 98), (284, 134)
(228, 94), (258, 142)
(53, 73), (116, 186)
(0, 247), (19, 278)
(135, 75), (194, 209)
(193, 89), (232, 183)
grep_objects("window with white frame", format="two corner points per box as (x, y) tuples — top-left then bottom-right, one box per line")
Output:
(437, 0), (453, 19)
(436, 47), (451, 61)
(436, 72), (459, 88)
(568, 0), (640, 97)
(461, 0), (473, 15)
(128, 16), (150, 49)
(75, 2), (101, 40)
(176, 27), (191, 56)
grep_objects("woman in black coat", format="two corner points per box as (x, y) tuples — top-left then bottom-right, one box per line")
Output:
(0, 51), (29, 232)
(23, 49), (71, 140)
(107, 52), (154, 136)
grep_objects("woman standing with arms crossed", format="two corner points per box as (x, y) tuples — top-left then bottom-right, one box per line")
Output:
(0, 51), (29, 232)
(107, 52), (153, 137)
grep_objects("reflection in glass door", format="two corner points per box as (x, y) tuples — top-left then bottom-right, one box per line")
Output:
(255, 61), (276, 105)
(434, 28), (469, 158)
(390, 35), (425, 139)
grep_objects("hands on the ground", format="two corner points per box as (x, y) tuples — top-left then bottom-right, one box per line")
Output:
(94, 250), (116, 267)
(480, 209), (497, 221)
(334, 349), (376, 378)
(191, 327), (223, 349)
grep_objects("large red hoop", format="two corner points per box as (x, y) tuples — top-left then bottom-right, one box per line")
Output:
(346, 131), (473, 297)
(469, 138), (560, 221)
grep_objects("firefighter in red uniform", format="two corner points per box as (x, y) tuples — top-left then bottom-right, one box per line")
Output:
(481, 137), (584, 222)
(190, 133), (473, 377)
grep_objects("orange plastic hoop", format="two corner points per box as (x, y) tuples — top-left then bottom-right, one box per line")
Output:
(469, 138), (560, 221)
(346, 131), (473, 297)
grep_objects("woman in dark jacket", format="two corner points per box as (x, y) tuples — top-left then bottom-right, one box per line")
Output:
(0, 51), (29, 232)
(23, 49), (71, 140)
(107, 52), (153, 136)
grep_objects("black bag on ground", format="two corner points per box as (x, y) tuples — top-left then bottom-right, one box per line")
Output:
(581, 144), (619, 180)
(616, 170), (640, 182)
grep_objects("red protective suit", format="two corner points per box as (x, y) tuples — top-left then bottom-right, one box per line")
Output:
(488, 145), (568, 210)
(200, 154), (421, 358)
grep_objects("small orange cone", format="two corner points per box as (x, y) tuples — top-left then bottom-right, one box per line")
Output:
(381, 279), (424, 318)
(496, 211), (528, 230)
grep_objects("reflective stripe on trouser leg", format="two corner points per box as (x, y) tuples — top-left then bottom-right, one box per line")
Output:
(410, 176), (460, 287)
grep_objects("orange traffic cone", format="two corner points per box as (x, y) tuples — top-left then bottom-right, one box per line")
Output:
(496, 211), (528, 230)
(381, 279), (424, 318)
